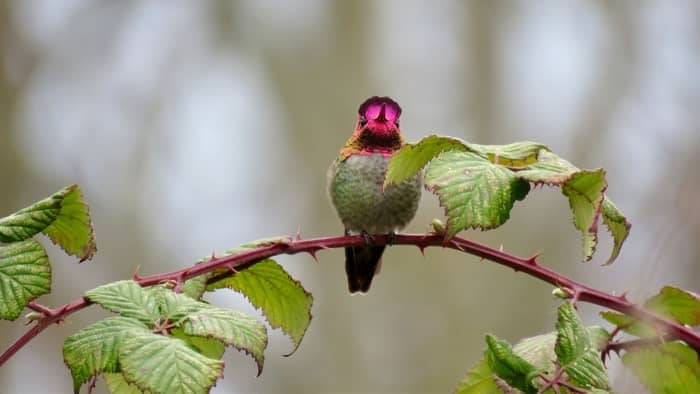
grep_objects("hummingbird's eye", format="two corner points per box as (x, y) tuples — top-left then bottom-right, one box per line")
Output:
(359, 116), (368, 127)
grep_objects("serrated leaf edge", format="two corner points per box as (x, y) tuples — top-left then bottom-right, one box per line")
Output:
(181, 308), (268, 376)
(118, 333), (224, 394)
(47, 184), (97, 262)
(205, 259), (313, 356)
(385, 134), (470, 186)
(425, 151), (523, 239)
(601, 197), (631, 265)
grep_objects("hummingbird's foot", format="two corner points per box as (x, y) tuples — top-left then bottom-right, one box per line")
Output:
(361, 230), (376, 246)
(387, 231), (397, 246)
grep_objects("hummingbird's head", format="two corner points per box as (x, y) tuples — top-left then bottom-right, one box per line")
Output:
(353, 96), (403, 152)
(357, 96), (402, 130)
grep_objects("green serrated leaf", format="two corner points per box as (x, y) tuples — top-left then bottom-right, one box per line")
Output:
(42, 185), (97, 261)
(119, 332), (223, 394)
(181, 275), (208, 300)
(485, 334), (538, 393)
(623, 341), (700, 394)
(461, 326), (610, 394)
(455, 357), (501, 394)
(63, 316), (150, 393)
(601, 311), (658, 337)
(385, 135), (468, 185)
(513, 332), (559, 374)
(85, 280), (160, 324)
(469, 141), (550, 168)
(181, 306), (268, 375)
(0, 185), (96, 261)
(515, 150), (579, 184)
(146, 286), (203, 323)
(513, 326), (610, 375)
(206, 259), (312, 354)
(562, 170), (607, 261)
(171, 328), (226, 360)
(567, 341), (610, 389)
(104, 372), (149, 394)
(0, 189), (61, 242)
(424, 150), (530, 238)
(413, 140), (628, 262)
(127, 285), (265, 371)
(645, 286), (700, 326)
(555, 302), (609, 390)
(555, 303), (588, 363)
(600, 198), (631, 265)
(0, 240), (51, 320)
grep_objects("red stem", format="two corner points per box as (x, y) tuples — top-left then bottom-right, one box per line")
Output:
(27, 301), (54, 315)
(1, 233), (698, 367)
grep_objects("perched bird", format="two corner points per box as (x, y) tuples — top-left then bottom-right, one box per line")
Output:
(327, 96), (422, 293)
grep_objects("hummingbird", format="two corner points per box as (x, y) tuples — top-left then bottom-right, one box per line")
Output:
(327, 96), (422, 293)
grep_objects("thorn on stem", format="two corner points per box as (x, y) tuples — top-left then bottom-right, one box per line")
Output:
(307, 248), (319, 262)
(600, 344), (619, 365)
(225, 263), (239, 274)
(132, 265), (141, 281)
(617, 291), (629, 302)
(295, 225), (302, 240)
(416, 244), (426, 256)
(527, 250), (542, 265)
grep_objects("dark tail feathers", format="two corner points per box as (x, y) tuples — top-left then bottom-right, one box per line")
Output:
(345, 245), (385, 293)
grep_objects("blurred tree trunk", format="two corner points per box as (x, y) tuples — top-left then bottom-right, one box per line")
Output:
(465, 1), (502, 142)
(0, 0), (26, 208)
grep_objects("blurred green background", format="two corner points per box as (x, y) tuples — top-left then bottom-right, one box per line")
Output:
(1, 1), (699, 393)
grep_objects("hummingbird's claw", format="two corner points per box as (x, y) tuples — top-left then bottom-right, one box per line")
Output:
(387, 231), (397, 245)
(361, 230), (376, 245)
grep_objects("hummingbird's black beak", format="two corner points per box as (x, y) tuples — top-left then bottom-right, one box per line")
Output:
(375, 103), (387, 122)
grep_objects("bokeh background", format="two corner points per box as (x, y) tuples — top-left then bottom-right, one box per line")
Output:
(1, 1), (699, 393)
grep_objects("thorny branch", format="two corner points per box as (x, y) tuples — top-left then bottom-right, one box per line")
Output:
(1, 232), (698, 367)
(602, 335), (672, 363)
